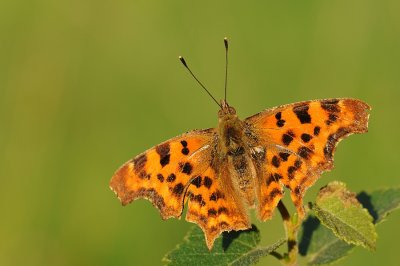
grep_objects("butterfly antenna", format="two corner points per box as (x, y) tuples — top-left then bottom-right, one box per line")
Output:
(179, 56), (222, 108)
(224, 37), (228, 102)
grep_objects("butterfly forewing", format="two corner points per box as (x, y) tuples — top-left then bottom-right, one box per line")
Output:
(110, 129), (216, 219)
(245, 98), (370, 219)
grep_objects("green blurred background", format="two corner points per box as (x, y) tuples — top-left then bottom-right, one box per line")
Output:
(1, 0), (399, 265)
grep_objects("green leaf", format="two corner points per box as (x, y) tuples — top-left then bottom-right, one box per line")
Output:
(300, 186), (400, 265)
(163, 225), (285, 266)
(312, 181), (377, 250)
(357, 187), (400, 224)
(299, 215), (354, 266)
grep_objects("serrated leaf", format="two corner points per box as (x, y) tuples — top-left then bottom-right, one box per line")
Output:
(163, 225), (285, 266)
(300, 186), (400, 265)
(312, 181), (377, 250)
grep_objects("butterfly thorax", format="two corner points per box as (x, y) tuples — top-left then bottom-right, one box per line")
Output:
(217, 100), (244, 156)
(217, 100), (257, 206)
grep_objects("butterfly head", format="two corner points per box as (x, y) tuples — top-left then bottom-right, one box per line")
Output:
(218, 100), (237, 118)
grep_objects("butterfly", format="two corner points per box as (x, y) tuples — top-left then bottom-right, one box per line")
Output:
(109, 38), (370, 250)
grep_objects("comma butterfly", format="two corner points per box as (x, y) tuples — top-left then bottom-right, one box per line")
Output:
(110, 38), (370, 249)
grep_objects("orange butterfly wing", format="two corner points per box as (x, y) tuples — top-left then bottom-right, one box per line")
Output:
(245, 98), (370, 220)
(110, 129), (216, 219)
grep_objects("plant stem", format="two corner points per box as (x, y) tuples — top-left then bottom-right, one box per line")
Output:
(269, 251), (284, 261)
(277, 200), (303, 266)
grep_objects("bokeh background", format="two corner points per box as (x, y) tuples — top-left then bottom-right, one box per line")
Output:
(1, 1), (399, 265)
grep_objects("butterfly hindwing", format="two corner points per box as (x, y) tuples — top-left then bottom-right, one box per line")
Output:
(185, 164), (251, 249)
(245, 98), (370, 219)
(110, 129), (216, 219)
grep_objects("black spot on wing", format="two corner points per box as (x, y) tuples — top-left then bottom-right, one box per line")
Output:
(180, 162), (193, 175)
(218, 207), (228, 215)
(157, 174), (164, 182)
(264, 174), (281, 190)
(326, 113), (338, 125)
(275, 111), (286, 127)
(191, 194), (205, 206)
(266, 174), (274, 186)
(272, 156), (280, 167)
(180, 140), (188, 147)
(321, 99), (340, 113)
(133, 154), (147, 173)
(210, 190), (224, 201)
(287, 159), (301, 180)
(288, 166), (296, 180)
(277, 120), (285, 127)
(156, 143), (170, 167)
(294, 159), (302, 169)
(210, 193), (217, 201)
(181, 147), (190, 155)
(172, 183), (185, 197)
(180, 139), (189, 155)
(138, 171), (151, 179)
(159, 154), (170, 167)
(279, 152), (290, 161)
(208, 208), (217, 217)
(269, 188), (282, 200)
(203, 176), (213, 189)
(274, 173), (283, 180)
(192, 176), (202, 188)
(298, 146), (313, 159)
(293, 185), (302, 195)
(167, 173), (176, 182)
(282, 134), (293, 146)
(301, 133), (312, 143)
(293, 104), (311, 124)
(314, 126), (321, 136)
(282, 130), (295, 146)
